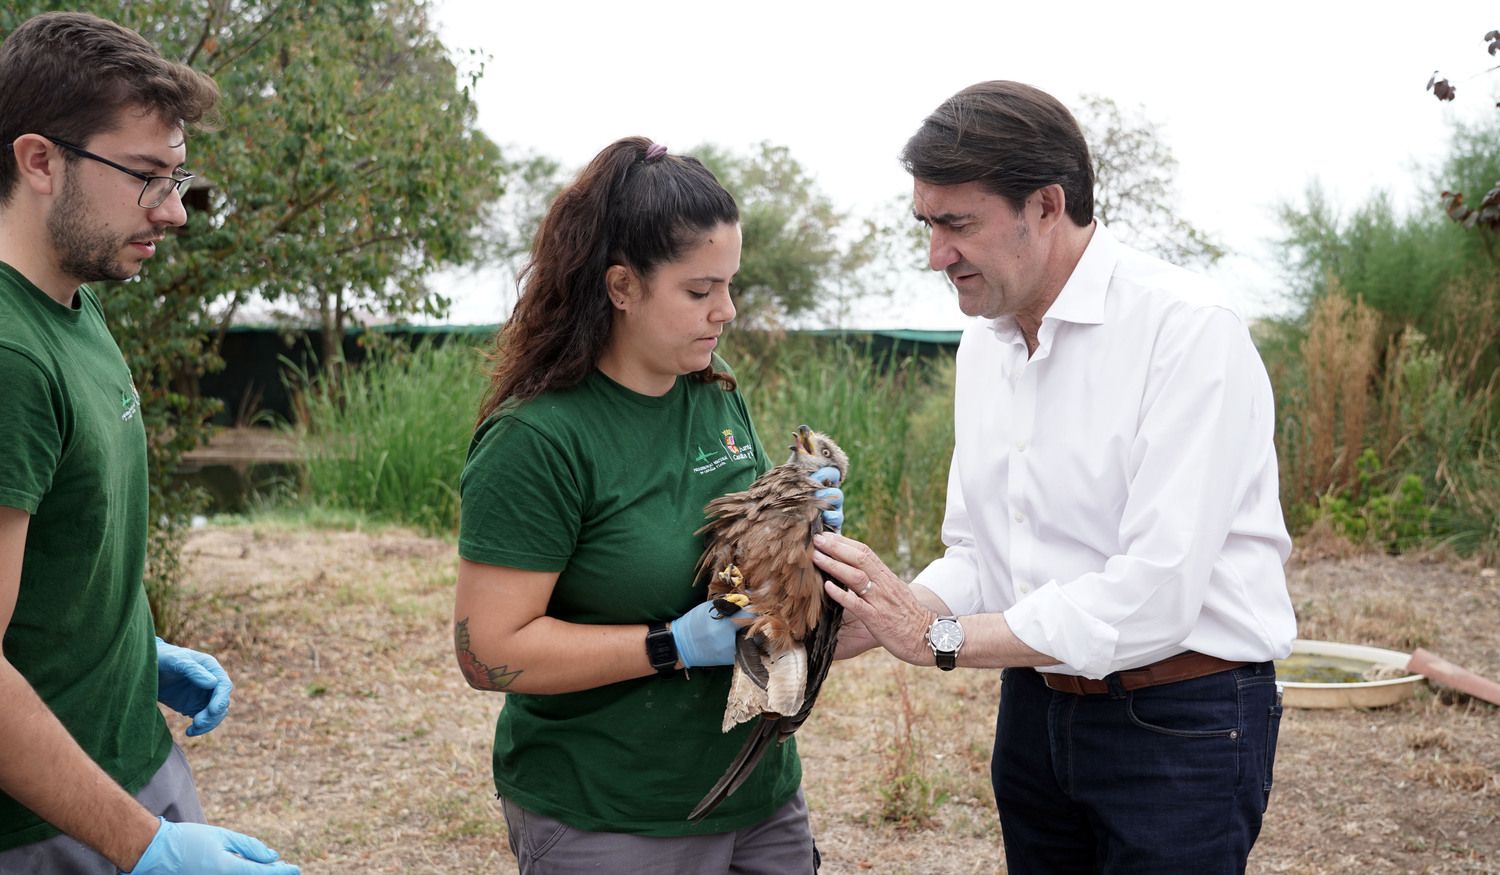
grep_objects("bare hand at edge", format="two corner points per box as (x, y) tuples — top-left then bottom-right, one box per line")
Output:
(814, 531), (940, 666)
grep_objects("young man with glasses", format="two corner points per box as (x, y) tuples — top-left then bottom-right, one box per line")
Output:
(0, 12), (298, 874)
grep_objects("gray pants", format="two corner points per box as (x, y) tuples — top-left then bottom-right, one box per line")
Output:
(502, 788), (817, 874)
(0, 745), (204, 874)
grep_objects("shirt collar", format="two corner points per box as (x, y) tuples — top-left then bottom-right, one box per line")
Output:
(1045, 220), (1117, 327)
(985, 220), (1119, 343)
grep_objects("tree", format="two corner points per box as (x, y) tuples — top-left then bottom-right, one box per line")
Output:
(485, 142), (918, 329)
(1274, 183), (1469, 322)
(1424, 28), (1499, 106)
(1427, 29), (1500, 233)
(1435, 115), (1500, 259)
(1076, 95), (1225, 269)
(180, 0), (503, 371)
(0, 1), (505, 631)
(1275, 110), (1500, 354)
(695, 142), (896, 328)
(490, 148), (565, 269)
(1438, 118), (1500, 238)
(470, 146), (566, 315)
(3, 1), (505, 364)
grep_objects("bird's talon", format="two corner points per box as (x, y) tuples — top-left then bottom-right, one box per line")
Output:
(711, 592), (751, 618)
(715, 563), (745, 591)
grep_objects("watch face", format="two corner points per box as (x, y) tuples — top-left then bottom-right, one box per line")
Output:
(930, 619), (963, 651)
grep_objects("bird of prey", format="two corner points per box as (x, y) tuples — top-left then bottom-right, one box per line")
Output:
(687, 425), (850, 822)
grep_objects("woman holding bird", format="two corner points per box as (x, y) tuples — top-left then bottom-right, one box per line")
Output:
(453, 136), (840, 874)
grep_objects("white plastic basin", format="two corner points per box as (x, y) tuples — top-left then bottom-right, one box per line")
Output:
(1275, 639), (1424, 709)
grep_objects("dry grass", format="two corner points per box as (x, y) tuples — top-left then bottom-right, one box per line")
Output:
(168, 524), (510, 872)
(1285, 287), (1382, 506)
(171, 523), (1500, 873)
(1434, 274), (1500, 403)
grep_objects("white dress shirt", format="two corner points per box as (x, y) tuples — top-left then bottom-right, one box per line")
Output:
(912, 223), (1297, 678)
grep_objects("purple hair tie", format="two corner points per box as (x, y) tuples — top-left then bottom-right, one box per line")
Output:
(644, 142), (668, 162)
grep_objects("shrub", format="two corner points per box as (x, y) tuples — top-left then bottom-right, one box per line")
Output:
(872, 665), (947, 828)
(1270, 288), (1499, 559)
(1314, 450), (1432, 553)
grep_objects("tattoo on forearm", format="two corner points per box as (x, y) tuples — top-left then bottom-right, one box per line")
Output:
(455, 618), (523, 690)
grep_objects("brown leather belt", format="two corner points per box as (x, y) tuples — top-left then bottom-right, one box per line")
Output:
(1040, 651), (1248, 695)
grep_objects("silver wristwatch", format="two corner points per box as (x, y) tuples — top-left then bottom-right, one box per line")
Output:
(926, 615), (964, 671)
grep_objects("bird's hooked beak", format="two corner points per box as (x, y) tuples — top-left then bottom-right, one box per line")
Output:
(792, 424), (815, 455)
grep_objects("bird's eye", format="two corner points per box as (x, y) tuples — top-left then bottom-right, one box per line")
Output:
(822, 449), (831, 457)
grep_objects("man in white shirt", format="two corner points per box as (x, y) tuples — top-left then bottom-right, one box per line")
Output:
(814, 80), (1297, 873)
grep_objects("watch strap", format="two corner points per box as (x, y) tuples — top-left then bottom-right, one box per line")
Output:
(645, 621), (677, 677)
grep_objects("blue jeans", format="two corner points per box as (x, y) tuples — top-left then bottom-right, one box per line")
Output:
(993, 663), (1282, 874)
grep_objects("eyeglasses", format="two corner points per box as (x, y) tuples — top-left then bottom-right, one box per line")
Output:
(41, 136), (195, 209)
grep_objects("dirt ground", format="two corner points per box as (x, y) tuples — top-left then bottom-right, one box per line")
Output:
(171, 522), (1499, 874)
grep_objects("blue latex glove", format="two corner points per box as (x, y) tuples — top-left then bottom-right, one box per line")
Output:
(811, 466), (844, 533)
(670, 601), (753, 668)
(124, 817), (300, 874)
(155, 638), (232, 737)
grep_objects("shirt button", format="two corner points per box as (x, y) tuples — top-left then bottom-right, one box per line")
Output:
(1014, 442), (1027, 453)
(1014, 511), (1025, 523)
(1017, 582), (1032, 595)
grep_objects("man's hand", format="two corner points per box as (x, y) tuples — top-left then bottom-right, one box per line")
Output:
(124, 818), (299, 874)
(811, 466), (844, 533)
(670, 601), (752, 668)
(815, 532), (1057, 671)
(813, 531), (937, 665)
(832, 612), (880, 660)
(154, 639), (231, 737)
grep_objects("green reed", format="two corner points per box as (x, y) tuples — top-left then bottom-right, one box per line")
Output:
(289, 331), (958, 565)
(292, 337), (487, 536)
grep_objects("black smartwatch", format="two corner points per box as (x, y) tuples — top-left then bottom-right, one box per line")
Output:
(645, 621), (678, 677)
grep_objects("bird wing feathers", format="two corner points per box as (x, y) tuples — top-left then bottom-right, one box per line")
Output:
(720, 634), (808, 732)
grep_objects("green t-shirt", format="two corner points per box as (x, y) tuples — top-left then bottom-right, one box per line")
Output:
(0, 263), (171, 851)
(458, 362), (800, 836)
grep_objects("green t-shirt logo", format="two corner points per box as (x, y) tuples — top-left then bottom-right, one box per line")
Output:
(720, 428), (754, 462)
(120, 386), (140, 422)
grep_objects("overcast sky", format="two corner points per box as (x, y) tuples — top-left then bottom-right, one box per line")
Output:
(430, 1), (1499, 329)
